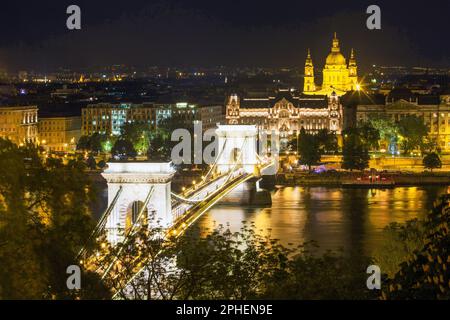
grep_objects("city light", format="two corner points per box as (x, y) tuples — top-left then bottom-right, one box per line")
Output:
(0, 1), (448, 305)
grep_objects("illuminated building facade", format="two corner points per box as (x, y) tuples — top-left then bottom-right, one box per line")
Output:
(0, 105), (38, 144)
(82, 102), (224, 136)
(304, 33), (358, 96)
(225, 33), (354, 140)
(38, 116), (81, 152)
(82, 103), (156, 136)
(155, 102), (224, 132)
(356, 89), (450, 151)
(226, 89), (343, 140)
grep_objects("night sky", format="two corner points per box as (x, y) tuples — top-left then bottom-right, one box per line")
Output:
(0, 0), (449, 72)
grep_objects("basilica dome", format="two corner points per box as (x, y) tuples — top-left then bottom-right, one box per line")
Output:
(303, 32), (358, 96)
(325, 52), (346, 66)
(325, 32), (346, 67)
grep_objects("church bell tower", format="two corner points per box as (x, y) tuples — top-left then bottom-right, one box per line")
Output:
(303, 48), (316, 93)
(348, 48), (358, 90)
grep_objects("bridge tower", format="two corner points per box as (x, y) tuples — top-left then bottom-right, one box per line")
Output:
(101, 162), (175, 244)
(216, 125), (258, 174)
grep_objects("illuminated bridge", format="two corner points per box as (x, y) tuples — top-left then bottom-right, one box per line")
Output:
(95, 125), (276, 245)
(79, 125), (276, 294)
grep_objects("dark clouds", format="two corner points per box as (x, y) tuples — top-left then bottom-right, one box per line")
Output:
(0, 0), (448, 72)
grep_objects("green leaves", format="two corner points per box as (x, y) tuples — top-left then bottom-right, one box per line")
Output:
(97, 218), (375, 300)
(342, 128), (370, 171)
(423, 152), (442, 171)
(297, 129), (321, 171)
(111, 139), (137, 160)
(0, 138), (108, 299)
(77, 133), (113, 154)
(382, 195), (450, 299)
(397, 115), (429, 155)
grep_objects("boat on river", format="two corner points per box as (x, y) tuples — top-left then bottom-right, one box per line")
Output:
(342, 175), (395, 188)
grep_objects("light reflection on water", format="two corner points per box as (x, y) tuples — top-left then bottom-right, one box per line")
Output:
(195, 186), (448, 256)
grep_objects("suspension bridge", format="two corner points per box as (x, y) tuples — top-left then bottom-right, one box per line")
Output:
(79, 125), (277, 295)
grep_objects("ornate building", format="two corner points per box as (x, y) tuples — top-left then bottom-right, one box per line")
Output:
(355, 89), (450, 151)
(304, 33), (358, 96)
(226, 89), (343, 141)
(225, 33), (352, 140)
(0, 105), (38, 145)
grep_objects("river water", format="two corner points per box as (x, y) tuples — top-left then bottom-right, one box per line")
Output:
(194, 186), (449, 256)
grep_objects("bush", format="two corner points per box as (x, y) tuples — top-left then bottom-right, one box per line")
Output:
(97, 160), (107, 169)
(423, 152), (442, 171)
(382, 195), (450, 299)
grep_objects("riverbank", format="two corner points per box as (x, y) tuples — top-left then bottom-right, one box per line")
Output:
(276, 171), (450, 187)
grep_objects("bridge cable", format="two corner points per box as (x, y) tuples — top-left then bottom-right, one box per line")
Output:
(100, 186), (155, 280)
(110, 137), (251, 296)
(76, 186), (123, 261)
(170, 137), (248, 204)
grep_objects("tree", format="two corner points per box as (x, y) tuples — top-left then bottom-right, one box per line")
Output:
(111, 139), (137, 160)
(76, 133), (110, 154)
(358, 122), (380, 151)
(368, 116), (398, 150)
(97, 160), (107, 169)
(86, 154), (97, 170)
(263, 248), (376, 299)
(287, 137), (298, 153)
(341, 130), (370, 171)
(382, 195), (450, 299)
(120, 122), (151, 155)
(87, 133), (105, 154)
(147, 129), (172, 162)
(297, 129), (321, 171)
(316, 129), (339, 154)
(0, 138), (109, 299)
(421, 136), (439, 154)
(92, 215), (376, 300)
(397, 115), (428, 155)
(76, 135), (91, 151)
(373, 219), (426, 278)
(423, 152), (442, 171)
(100, 137), (115, 153)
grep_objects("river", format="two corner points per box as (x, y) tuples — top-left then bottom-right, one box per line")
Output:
(194, 186), (449, 256)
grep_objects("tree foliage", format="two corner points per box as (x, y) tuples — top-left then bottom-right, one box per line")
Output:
(423, 152), (442, 171)
(316, 129), (339, 154)
(0, 138), (109, 299)
(92, 214), (376, 300)
(368, 116), (398, 145)
(341, 129), (370, 171)
(77, 133), (113, 154)
(382, 195), (450, 299)
(86, 153), (97, 170)
(373, 219), (426, 278)
(147, 129), (172, 162)
(111, 139), (137, 160)
(357, 122), (380, 151)
(297, 129), (321, 170)
(397, 115), (429, 155)
(120, 122), (151, 155)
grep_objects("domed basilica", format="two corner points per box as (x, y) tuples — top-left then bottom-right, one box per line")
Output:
(304, 33), (358, 96)
(225, 33), (355, 138)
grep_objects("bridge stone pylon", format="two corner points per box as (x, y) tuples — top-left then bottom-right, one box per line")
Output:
(215, 125), (258, 174)
(101, 162), (175, 244)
